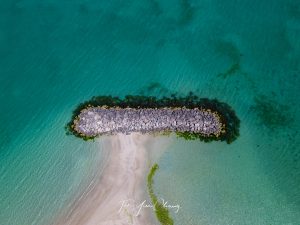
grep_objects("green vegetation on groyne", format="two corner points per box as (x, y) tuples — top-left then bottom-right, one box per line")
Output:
(147, 164), (174, 225)
(66, 93), (240, 143)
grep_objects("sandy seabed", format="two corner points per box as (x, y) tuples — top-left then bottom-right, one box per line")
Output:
(54, 133), (171, 225)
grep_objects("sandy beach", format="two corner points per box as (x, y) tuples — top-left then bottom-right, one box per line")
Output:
(54, 133), (171, 225)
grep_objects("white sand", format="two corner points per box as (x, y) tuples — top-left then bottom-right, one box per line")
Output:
(54, 133), (171, 225)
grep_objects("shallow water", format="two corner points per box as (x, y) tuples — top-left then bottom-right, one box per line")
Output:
(0, 0), (299, 224)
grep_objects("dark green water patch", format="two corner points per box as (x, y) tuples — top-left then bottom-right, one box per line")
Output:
(214, 39), (247, 80)
(217, 63), (241, 78)
(214, 39), (241, 63)
(287, 2), (300, 20)
(149, 0), (163, 16)
(139, 82), (170, 96)
(178, 0), (196, 26)
(251, 95), (294, 130)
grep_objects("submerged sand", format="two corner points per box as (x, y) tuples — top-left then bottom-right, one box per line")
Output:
(54, 133), (171, 225)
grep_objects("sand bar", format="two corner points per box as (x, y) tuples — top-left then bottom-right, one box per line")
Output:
(54, 133), (168, 225)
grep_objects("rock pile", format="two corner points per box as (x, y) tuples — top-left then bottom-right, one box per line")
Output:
(73, 107), (224, 137)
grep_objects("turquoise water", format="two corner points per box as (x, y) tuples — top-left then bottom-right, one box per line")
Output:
(0, 0), (299, 224)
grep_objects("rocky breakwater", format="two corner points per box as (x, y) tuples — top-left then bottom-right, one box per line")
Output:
(66, 94), (240, 143)
(73, 107), (224, 138)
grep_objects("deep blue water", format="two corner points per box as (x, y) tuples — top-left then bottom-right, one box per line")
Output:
(0, 0), (299, 224)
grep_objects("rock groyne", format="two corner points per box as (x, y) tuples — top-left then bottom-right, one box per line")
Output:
(66, 94), (240, 143)
(73, 107), (223, 137)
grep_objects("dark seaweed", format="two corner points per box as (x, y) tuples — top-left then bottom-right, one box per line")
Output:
(251, 95), (293, 130)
